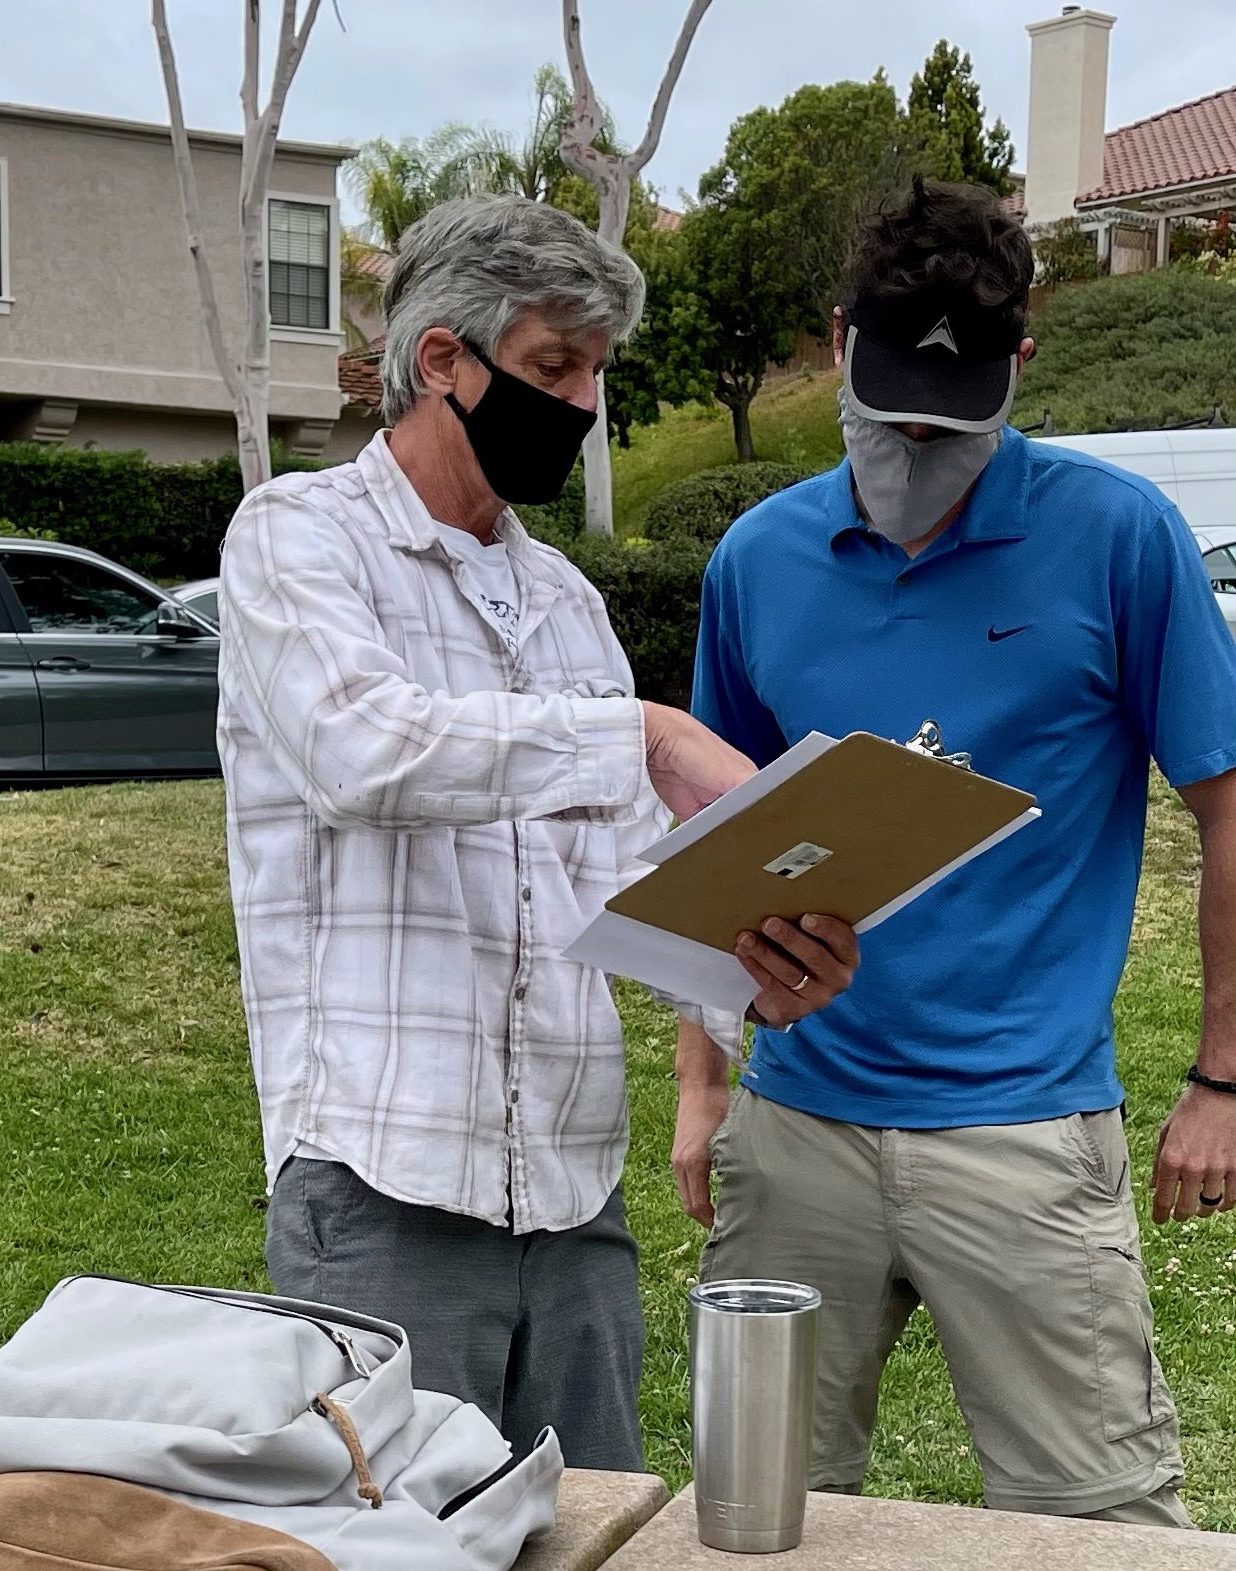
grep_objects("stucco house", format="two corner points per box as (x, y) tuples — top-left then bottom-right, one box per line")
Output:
(0, 102), (370, 464)
(1020, 8), (1236, 272)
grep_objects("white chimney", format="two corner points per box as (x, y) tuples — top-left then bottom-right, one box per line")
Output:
(1024, 7), (1116, 227)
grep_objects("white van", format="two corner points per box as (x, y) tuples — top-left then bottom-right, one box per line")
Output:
(1030, 427), (1236, 635)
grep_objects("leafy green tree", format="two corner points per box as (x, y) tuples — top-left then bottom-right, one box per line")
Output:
(684, 77), (901, 459)
(718, 77), (905, 339)
(904, 40), (1014, 192)
(605, 216), (715, 448)
(683, 190), (796, 463)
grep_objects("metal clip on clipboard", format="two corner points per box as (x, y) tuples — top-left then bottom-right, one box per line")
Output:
(903, 719), (972, 772)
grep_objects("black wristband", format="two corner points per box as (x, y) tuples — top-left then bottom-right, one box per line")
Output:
(1187, 1064), (1236, 1096)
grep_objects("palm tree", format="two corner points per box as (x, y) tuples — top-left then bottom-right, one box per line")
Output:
(339, 231), (390, 351)
(457, 64), (617, 206)
(345, 124), (485, 251)
(344, 66), (619, 249)
(340, 68), (621, 351)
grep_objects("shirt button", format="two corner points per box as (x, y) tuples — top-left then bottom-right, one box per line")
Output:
(897, 573), (910, 585)
(514, 984), (527, 1002)
(521, 887), (532, 902)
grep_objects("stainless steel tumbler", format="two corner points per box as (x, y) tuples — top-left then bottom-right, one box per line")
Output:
(689, 1279), (821, 1554)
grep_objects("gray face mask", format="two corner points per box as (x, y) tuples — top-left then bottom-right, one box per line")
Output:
(837, 390), (999, 546)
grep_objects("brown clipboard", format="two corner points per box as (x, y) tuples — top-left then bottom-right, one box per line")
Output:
(608, 731), (1036, 955)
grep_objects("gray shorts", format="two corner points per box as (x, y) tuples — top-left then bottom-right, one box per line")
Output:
(266, 1158), (646, 1471)
(702, 1088), (1190, 1526)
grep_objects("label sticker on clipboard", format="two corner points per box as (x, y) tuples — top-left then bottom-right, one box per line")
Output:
(763, 841), (833, 880)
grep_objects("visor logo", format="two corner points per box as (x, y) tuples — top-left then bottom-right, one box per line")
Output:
(917, 316), (959, 354)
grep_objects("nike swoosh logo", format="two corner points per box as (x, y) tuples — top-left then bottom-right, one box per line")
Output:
(988, 625), (1031, 642)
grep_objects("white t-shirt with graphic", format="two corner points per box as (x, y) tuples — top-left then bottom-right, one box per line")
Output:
(431, 519), (521, 657)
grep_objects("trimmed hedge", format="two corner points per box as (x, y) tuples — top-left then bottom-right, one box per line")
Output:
(519, 465), (586, 550)
(0, 444), (317, 582)
(0, 442), (699, 704)
(568, 535), (711, 708)
(644, 461), (807, 547)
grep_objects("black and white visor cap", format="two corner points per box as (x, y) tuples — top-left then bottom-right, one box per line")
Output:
(843, 289), (1022, 435)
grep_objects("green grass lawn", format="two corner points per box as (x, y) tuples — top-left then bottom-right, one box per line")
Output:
(1, 777), (1234, 1527)
(611, 370), (845, 537)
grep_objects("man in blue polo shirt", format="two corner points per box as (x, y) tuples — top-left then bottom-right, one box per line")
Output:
(672, 178), (1236, 1528)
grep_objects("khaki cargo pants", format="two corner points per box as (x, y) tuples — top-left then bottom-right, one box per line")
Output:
(701, 1087), (1191, 1527)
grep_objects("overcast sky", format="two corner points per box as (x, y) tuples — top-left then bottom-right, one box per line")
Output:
(3, 1), (1234, 219)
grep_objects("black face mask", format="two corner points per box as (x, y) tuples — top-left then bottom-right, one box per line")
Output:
(445, 341), (597, 506)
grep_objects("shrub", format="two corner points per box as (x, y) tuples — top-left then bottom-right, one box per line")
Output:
(1030, 218), (1102, 287)
(519, 464), (586, 551)
(1013, 269), (1236, 434)
(644, 461), (807, 546)
(0, 442), (708, 704)
(0, 445), (318, 580)
(1170, 212), (1233, 265)
(566, 535), (711, 708)
(0, 515), (57, 542)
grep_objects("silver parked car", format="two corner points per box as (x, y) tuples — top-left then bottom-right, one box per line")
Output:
(171, 577), (220, 627)
(0, 539), (220, 782)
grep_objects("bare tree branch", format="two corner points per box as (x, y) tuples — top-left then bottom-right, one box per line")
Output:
(276, 0), (298, 77)
(152, 0), (244, 408)
(243, 0), (324, 214)
(630, 0), (713, 171)
(241, 0), (260, 129)
(157, 0), (330, 492)
(559, 0), (713, 532)
(560, 0), (604, 156)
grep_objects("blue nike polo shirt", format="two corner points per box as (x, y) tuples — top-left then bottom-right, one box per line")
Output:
(692, 427), (1236, 1128)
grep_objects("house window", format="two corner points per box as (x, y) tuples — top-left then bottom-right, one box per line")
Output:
(269, 199), (330, 330)
(0, 158), (11, 306)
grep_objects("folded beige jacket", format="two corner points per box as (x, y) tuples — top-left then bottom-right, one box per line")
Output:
(0, 1471), (337, 1571)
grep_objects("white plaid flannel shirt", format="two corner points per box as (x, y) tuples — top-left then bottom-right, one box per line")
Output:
(218, 432), (735, 1233)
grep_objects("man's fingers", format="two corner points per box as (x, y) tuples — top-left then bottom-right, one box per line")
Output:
(1197, 1170), (1228, 1218)
(802, 914), (860, 971)
(1152, 1155), (1180, 1225)
(747, 921), (853, 994)
(673, 1154), (714, 1229)
(1151, 1123), (1168, 1190)
(741, 931), (814, 991)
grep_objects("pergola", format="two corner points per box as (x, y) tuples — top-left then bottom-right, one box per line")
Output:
(1076, 174), (1236, 268)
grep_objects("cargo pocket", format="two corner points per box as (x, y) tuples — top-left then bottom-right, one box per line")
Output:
(1085, 1236), (1175, 1443)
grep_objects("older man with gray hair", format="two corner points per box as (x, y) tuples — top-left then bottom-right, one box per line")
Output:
(217, 195), (850, 1469)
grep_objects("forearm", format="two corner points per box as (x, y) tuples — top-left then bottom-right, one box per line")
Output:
(676, 1019), (731, 1088)
(1197, 808), (1236, 1079)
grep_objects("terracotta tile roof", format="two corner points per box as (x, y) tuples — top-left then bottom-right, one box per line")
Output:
(339, 337), (384, 410)
(1079, 85), (1236, 204)
(654, 205), (683, 231)
(348, 246), (395, 281)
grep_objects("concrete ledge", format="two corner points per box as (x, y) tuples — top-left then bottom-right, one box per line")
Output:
(516, 1469), (671, 1571)
(605, 1486), (1236, 1568)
